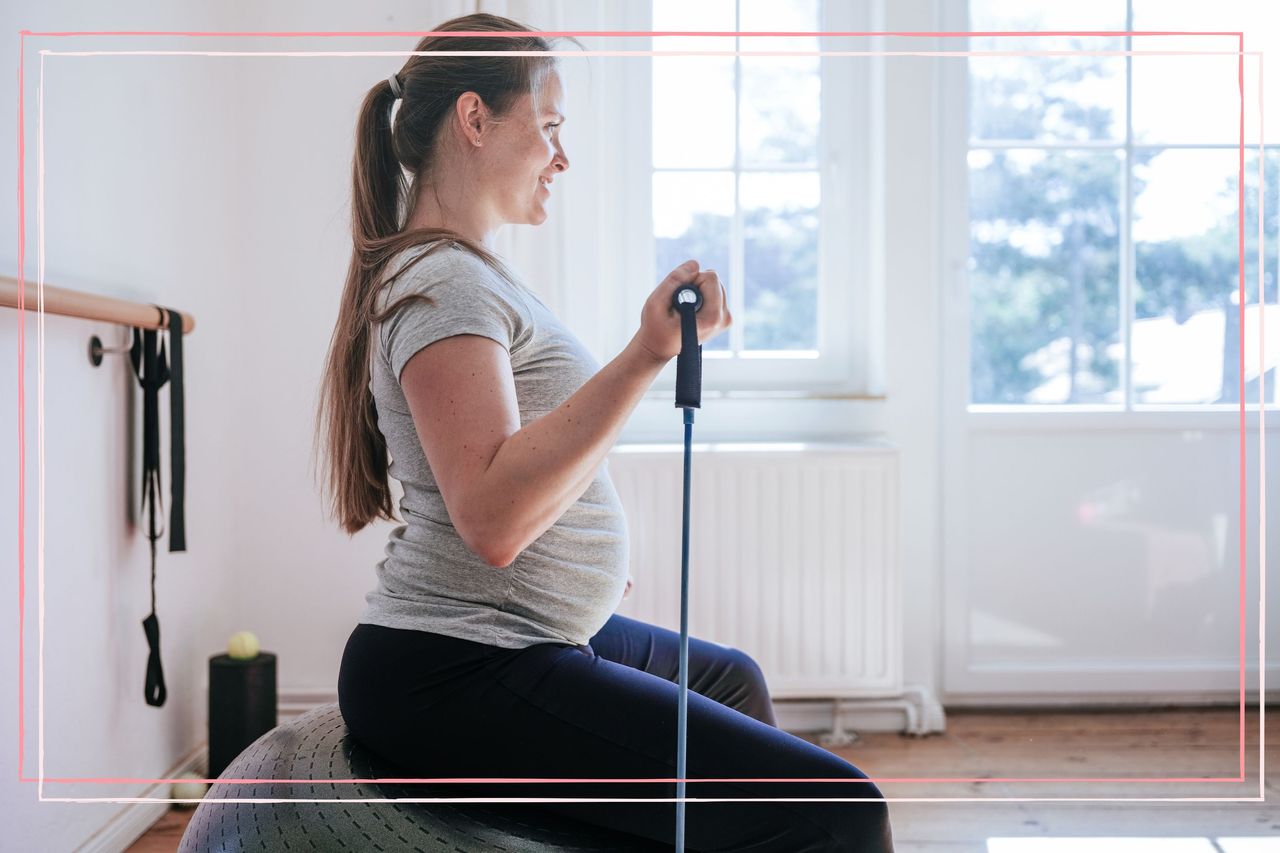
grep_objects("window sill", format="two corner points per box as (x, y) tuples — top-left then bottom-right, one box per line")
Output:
(622, 393), (889, 444)
(612, 437), (898, 454)
(640, 388), (887, 402)
(966, 406), (1278, 431)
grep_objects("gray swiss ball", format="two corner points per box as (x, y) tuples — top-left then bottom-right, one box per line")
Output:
(178, 702), (664, 852)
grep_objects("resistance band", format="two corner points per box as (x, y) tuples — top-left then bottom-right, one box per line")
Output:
(670, 282), (703, 852)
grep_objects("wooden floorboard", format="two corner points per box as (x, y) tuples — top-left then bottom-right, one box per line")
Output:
(125, 706), (1277, 852)
(122, 806), (194, 853)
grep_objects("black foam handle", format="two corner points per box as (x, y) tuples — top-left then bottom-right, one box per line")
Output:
(672, 286), (702, 410)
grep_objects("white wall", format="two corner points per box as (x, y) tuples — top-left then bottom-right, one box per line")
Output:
(2, 1), (246, 850)
(0, 1), (474, 849)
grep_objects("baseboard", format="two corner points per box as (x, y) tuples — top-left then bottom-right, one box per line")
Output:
(941, 690), (1280, 710)
(74, 746), (207, 853)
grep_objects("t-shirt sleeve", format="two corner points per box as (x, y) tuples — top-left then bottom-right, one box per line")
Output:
(379, 251), (524, 384)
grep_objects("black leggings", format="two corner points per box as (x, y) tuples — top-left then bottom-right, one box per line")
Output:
(337, 612), (894, 852)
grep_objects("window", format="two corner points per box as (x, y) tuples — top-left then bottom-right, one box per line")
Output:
(966, 0), (1276, 408)
(645, 0), (877, 396)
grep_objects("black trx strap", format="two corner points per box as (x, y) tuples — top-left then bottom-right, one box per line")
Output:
(129, 306), (186, 707)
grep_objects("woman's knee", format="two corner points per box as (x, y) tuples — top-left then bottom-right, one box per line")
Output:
(726, 647), (765, 682)
(723, 647), (777, 725)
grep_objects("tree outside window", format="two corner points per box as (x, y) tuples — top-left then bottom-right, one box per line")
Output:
(968, 0), (1277, 407)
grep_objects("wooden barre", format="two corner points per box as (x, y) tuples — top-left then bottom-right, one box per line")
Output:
(0, 275), (196, 334)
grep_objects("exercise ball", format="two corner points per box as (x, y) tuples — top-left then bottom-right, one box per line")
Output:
(177, 702), (664, 852)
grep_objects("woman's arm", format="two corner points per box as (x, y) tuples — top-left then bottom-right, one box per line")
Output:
(475, 334), (666, 567)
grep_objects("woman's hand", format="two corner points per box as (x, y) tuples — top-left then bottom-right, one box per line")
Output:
(632, 259), (732, 364)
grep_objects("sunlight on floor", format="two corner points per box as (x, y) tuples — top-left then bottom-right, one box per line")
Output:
(987, 839), (1280, 853)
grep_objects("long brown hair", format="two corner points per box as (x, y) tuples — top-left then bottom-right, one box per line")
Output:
(312, 12), (583, 535)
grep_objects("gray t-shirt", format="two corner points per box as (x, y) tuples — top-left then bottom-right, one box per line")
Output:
(357, 241), (630, 648)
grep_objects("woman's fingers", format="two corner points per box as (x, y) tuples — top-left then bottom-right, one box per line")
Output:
(693, 269), (731, 330)
(665, 259), (700, 291)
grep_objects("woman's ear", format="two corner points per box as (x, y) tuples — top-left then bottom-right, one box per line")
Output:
(454, 91), (488, 146)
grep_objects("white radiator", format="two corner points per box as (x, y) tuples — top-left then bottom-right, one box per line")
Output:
(606, 442), (902, 700)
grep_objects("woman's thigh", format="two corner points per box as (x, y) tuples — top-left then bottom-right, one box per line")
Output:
(339, 622), (893, 853)
(587, 611), (778, 727)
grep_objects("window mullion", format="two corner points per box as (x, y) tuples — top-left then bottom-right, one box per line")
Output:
(731, 2), (744, 357)
(1122, 0), (1135, 411)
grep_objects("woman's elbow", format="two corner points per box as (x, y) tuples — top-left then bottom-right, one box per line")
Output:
(484, 541), (517, 569)
(461, 517), (517, 569)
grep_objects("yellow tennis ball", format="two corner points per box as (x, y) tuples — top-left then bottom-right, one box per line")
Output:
(227, 631), (259, 660)
(172, 771), (208, 807)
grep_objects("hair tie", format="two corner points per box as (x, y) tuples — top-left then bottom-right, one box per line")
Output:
(387, 73), (403, 100)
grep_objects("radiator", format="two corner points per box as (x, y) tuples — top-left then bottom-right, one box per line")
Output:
(606, 442), (902, 700)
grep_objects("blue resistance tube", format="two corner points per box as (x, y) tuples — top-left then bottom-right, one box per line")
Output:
(670, 283), (704, 853)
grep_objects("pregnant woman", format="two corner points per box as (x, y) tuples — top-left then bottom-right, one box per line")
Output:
(316, 12), (894, 852)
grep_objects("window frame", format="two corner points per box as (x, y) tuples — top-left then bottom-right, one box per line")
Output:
(628, 0), (883, 401)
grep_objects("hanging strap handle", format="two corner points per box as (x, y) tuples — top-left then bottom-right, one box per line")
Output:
(127, 306), (186, 708)
(167, 308), (186, 552)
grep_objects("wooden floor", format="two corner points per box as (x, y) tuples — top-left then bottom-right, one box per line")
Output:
(127, 706), (1277, 852)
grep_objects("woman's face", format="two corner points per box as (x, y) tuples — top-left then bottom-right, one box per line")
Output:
(486, 68), (569, 227)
